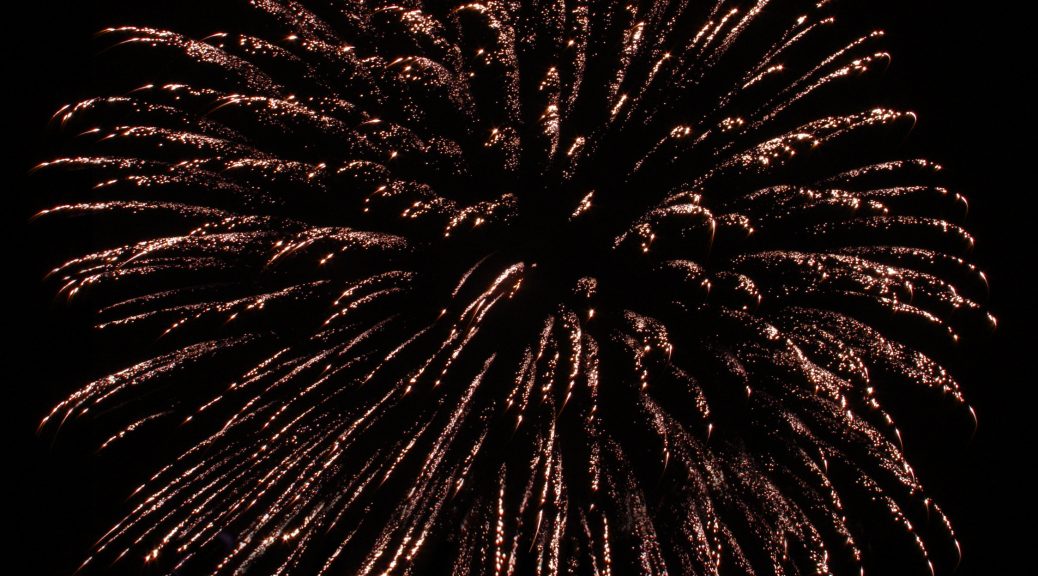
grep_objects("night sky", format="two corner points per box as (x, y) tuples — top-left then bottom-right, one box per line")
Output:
(7, 1), (1031, 574)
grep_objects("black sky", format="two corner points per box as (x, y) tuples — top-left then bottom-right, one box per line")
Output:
(6, 1), (1031, 574)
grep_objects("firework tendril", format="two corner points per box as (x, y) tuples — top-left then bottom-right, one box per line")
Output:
(35, 1), (993, 574)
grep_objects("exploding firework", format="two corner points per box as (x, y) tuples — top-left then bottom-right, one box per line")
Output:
(33, 1), (993, 574)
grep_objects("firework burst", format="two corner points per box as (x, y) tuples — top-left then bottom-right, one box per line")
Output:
(34, 1), (992, 574)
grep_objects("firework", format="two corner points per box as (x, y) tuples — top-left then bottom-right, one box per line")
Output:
(34, 1), (992, 574)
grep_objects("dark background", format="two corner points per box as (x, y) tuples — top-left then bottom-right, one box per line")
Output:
(6, 1), (1030, 574)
